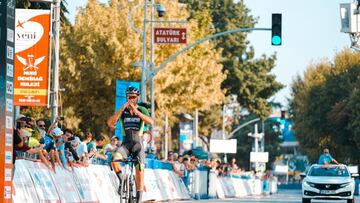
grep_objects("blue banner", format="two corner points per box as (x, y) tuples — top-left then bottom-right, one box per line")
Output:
(115, 80), (140, 141)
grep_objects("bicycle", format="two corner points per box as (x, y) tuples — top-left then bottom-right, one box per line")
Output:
(114, 156), (138, 203)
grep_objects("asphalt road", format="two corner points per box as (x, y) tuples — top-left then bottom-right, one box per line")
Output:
(174, 189), (360, 203)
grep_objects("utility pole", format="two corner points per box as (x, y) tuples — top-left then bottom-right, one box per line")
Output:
(141, 0), (148, 102)
(222, 105), (227, 163)
(50, 0), (61, 122)
(164, 115), (168, 160)
(248, 124), (264, 171)
(261, 120), (265, 152)
(194, 109), (199, 147)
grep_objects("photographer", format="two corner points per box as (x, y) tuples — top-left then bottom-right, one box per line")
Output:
(56, 129), (81, 169)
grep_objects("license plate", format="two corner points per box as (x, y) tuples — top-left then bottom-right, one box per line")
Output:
(320, 190), (336, 195)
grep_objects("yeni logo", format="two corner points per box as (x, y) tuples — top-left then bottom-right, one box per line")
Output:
(16, 20), (44, 52)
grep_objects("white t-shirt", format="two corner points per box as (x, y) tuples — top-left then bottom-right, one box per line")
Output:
(173, 161), (185, 177)
(76, 142), (88, 157)
(104, 143), (115, 153)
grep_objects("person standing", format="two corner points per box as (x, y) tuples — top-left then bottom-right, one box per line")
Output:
(318, 148), (339, 165)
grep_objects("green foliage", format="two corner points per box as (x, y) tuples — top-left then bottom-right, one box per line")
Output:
(290, 49), (360, 164)
(60, 0), (225, 134)
(181, 0), (284, 120)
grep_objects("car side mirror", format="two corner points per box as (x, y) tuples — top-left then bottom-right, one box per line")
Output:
(300, 173), (306, 178)
(351, 173), (359, 178)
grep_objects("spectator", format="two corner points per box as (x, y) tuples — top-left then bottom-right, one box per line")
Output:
(104, 136), (120, 163)
(40, 127), (63, 169)
(172, 154), (185, 178)
(167, 151), (174, 162)
(56, 129), (81, 168)
(14, 128), (52, 169)
(231, 158), (240, 175)
(66, 137), (83, 168)
(35, 119), (47, 139)
(318, 148), (339, 165)
(88, 135), (107, 163)
(146, 146), (158, 159)
(76, 132), (93, 162)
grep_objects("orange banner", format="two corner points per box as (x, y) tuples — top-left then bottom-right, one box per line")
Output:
(14, 9), (51, 106)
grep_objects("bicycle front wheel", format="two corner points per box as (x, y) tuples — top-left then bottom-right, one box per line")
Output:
(128, 173), (137, 203)
(120, 174), (127, 203)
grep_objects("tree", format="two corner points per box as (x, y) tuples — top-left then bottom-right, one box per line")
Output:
(290, 49), (360, 164)
(16, 0), (69, 25)
(180, 0), (284, 120)
(60, 0), (225, 134)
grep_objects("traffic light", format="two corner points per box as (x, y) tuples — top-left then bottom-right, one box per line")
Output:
(271, 13), (282, 46)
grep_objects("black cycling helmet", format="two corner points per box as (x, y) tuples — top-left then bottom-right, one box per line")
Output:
(126, 86), (140, 95)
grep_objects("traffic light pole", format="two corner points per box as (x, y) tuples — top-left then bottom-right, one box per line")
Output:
(149, 28), (271, 78)
(146, 28), (272, 132)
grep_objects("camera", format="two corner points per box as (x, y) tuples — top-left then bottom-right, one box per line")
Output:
(67, 136), (75, 141)
(156, 4), (165, 17)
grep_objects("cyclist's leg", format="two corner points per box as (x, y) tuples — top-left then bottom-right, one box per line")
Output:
(112, 144), (130, 181)
(132, 142), (146, 203)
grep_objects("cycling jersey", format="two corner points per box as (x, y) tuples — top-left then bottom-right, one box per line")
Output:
(120, 106), (149, 135)
(113, 105), (150, 169)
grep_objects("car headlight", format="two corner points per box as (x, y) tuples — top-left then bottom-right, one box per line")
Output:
(340, 182), (351, 188)
(304, 181), (316, 187)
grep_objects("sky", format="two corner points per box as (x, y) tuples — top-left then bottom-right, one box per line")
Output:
(66, 0), (352, 106)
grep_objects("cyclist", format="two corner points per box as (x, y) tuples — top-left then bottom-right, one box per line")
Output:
(107, 86), (154, 203)
(318, 148), (339, 165)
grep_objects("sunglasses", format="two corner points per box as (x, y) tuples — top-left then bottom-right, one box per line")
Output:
(128, 96), (137, 99)
(38, 125), (46, 127)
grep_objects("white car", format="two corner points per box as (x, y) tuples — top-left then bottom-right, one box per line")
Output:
(301, 164), (358, 203)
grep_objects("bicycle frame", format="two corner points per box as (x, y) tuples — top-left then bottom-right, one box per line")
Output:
(116, 158), (138, 203)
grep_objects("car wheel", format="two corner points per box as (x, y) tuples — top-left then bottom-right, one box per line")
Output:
(302, 198), (311, 203)
(347, 198), (354, 203)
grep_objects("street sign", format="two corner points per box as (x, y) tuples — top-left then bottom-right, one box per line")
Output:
(210, 139), (237, 153)
(154, 27), (187, 44)
(250, 152), (269, 163)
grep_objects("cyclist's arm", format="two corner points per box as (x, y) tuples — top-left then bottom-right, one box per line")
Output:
(131, 104), (154, 125)
(107, 103), (127, 128)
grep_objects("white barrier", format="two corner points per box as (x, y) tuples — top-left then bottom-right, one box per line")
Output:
(52, 165), (81, 202)
(72, 167), (99, 202)
(12, 160), (191, 203)
(12, 160), (277, 202)
(12, 160), (39, 203)
(207, 175), (270, 199)
(24, 161), (60, 202)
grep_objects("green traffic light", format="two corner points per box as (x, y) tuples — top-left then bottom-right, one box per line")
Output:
(272, 36), (281, 45)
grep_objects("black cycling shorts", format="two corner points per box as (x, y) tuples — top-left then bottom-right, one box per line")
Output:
(112, 131), (145, 170)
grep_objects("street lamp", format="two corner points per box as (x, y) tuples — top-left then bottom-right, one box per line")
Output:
(29, 0), (61, 122)
(128, 0), (167, 103)
(127, 1), (187, 121)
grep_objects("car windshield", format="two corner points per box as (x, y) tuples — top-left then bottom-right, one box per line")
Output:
(308, 166), (350, 177)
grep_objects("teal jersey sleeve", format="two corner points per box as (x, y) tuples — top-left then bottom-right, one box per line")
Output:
(138, 105), (150, 134)
(138, 105), (150, 117)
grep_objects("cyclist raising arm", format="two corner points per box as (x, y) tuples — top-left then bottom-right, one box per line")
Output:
(107, 86), (154, 203)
